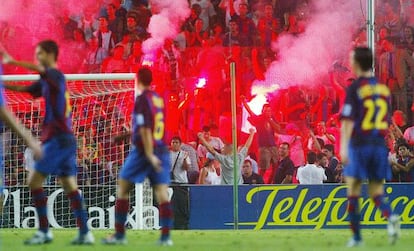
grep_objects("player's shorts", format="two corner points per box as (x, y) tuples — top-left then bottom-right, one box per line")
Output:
(344, 141), (391, 181)
(120, 146), (170, 185)
(35, 134), (77, 177)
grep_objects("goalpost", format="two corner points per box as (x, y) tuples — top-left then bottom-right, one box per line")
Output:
(0, 73), (158, 230)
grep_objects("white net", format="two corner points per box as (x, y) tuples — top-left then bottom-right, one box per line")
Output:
(1, 74), (158, 230)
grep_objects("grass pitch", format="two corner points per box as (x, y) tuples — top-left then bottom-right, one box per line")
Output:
(1, 229), (414, 251)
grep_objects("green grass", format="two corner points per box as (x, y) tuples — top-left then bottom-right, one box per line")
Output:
(1, 229), (414, 251)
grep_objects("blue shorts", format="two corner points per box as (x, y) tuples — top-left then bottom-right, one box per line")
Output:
(119, 146), (170, 185)
(344, 143), (391, 181)
(35, 134), (77, 177)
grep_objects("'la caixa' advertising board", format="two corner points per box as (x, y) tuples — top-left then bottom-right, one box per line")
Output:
(189, 184), (414, 229)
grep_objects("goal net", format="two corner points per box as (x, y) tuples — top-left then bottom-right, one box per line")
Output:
(0, 73), (159, 230)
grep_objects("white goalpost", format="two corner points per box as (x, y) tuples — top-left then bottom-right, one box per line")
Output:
(0, 73), (159, 230)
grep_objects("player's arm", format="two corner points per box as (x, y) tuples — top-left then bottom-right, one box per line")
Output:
(140, 127), (161, 171)
(340, 119), (354, 164)
(3, 83), (30, 92)
(197, 132), (218, 156)
(0, 107), (42, 160)
(1, 50), (45, 73)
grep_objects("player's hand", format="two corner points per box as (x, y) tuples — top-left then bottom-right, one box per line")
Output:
(147, 154), (162, 172)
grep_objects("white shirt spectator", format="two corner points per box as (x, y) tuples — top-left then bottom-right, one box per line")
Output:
(197, 136), (224, 158)
(170, 150), (191, 183)
(297, 164), (327, 184)
(403, 126), (414, 144)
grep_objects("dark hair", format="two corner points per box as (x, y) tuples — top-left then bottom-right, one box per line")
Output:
(316, 138), (325, 149)
(323, 144), (335, 154)
(307, 151), (317, 164)
(37, 40), (59, 61)
(243, 159), (252, 166)
(280, 142), (290, 149)
(353, 47), (373, 72)
(171, 136), (182, 143)
(137, 67), (152, 86)
(317, 152), (327, 161)
(398, 142), (410, 150)
(202, 125), (210, 132)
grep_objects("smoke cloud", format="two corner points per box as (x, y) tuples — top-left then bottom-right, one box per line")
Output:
(142, 0), (190, 58)
(0, 0), (105, 73)
(252, 0), (362, 96)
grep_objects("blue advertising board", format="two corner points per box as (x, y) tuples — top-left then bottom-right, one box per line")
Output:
(189, 184), (414, 229)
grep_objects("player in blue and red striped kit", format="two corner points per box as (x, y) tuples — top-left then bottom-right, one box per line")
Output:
(0, 63), (43, 212)
(340, 47), (400, 247)
(102, 67), (173, 246)
(0, 41), (94, 245)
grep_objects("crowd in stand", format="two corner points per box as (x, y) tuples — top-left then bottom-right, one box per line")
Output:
(2, 0), (414, 186)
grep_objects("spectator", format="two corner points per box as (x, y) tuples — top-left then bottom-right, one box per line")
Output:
(297, 151), (327, 184)
(127, 40), (143, 72)
(317, 152), (335, 183)
(391, 143), (414, 182)
(128, 1), (151, 30)
(391, 110), (409, 142)
(257, 3), (279, 47)
(231, 3), (256, 46)
(377, 26), (391, 56)
(307, 121), (335, 151)
(210, 23), (224, 45)
(107, 3), (126, 43)
(223, 19), (248, 46)
(126, 13), (148, 41)
(198, 128), (255, 185)
(242, 101), (280, 178)
(400, 26), (414, 54)
(187, 19), (209, 47)
(321, 144), (339, 173)
(273, 142), (294, 184)
(183, 4), (202, 33)
(277, 123), (305, 167)
(378, 40), (398, 90)
(190, 0), (217, 31)
(101, 45), (127, 73)
(81, 36), (106, 73)
(181, 142), (200, 184)
(95, 16), (116, 58)
(197, 125), (225, 164)
(112, 0), (128, 20)
(116, 32), (134, 59)
(198, 155), (221, 185)
(170, 136), (191, 184)
(59, 10), (78, 40)
(242, 159), (264, 184)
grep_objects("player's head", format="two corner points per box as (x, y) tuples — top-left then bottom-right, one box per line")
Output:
(170, 136), (182, 151)
(307, 151), (317, 164)
(242, 159), (253, 176)
(137, 67), (153, 88)
(36, 40), (59, 66)
(350, 47), (373, 76)
(262, 103), (272, 118)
